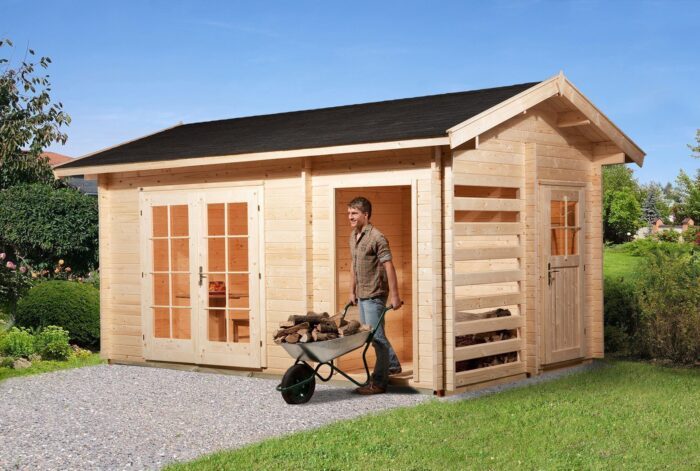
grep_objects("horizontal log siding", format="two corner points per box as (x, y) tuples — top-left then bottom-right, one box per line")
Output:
(480, 104), (602, 374)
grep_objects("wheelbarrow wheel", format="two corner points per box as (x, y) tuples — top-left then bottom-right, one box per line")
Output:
(281, 364), (316, 404)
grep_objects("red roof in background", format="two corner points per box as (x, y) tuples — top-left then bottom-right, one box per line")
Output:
(41, 152), (73, 167)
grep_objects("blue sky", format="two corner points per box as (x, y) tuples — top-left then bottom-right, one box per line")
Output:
(2, 0), (699, 184)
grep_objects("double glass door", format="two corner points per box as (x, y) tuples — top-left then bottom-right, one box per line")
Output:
(141, 187), (261, 368)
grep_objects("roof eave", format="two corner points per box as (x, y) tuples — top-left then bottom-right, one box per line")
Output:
(53, 136), (450, 177)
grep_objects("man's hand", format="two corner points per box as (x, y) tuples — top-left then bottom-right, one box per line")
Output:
(348, 294), (357, 306)
(390, 295), (403, 310)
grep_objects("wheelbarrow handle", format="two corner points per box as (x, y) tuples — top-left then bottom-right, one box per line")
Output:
(338, 301), (354, 322)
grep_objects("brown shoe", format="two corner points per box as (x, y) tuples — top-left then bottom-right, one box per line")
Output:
(354, 382), (386, 395)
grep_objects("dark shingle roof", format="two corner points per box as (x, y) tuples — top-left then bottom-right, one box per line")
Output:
(61, 81), (538, 169)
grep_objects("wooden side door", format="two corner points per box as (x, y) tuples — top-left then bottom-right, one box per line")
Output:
(141, 191), (198, 363)
(540, 184), (585, 364)
(196, 187), (262, 368)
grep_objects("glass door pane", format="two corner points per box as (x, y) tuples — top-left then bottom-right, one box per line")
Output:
(150, 205), (192, 340)
(206, 202), (250, 343)
(550, 199), (579, 256)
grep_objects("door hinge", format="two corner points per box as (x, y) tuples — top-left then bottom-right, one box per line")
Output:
(258, 273), (261, 279)
(260, 340), (263, 347)
(143, 334), (145, 340)
(141, 272), (144, 278)
(257, 205), (260, 211)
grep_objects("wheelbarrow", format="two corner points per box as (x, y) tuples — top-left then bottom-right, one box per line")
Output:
(276, 302), (394, 404)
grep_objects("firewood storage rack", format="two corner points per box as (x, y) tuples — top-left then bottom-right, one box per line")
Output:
(276, 303), (394, 404)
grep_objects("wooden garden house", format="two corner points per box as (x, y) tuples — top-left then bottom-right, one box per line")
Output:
(55, 73), (645, 394)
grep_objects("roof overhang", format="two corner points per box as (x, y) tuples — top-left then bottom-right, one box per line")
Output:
(54, 136), (450, 177)
(446, 72), (645, 167)
(55, 73), (644, 178)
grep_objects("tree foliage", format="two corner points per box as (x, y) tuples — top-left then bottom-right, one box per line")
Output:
(640, 182), (671, 224)
(670, 169), (700, 223)
(603, 165), (643, 242)
(0, 184), (98, 273)
(690, 129), (700, 159)
(0, 39), (70, 189)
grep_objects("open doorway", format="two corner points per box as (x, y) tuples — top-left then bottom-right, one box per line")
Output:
(334, 186), (413, 378)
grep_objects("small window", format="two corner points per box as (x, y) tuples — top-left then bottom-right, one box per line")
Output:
(551, 199), (579, 256)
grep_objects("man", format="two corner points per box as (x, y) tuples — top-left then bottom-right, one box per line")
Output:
(347, 196), (403, 395)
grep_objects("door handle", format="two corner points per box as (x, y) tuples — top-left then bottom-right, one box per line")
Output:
(547, 263), (559, 286)
(199, 266), (207, 286)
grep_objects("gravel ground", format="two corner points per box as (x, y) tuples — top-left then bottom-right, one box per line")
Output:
(0, 365), (429, 470)
(0, 361), (602, 470)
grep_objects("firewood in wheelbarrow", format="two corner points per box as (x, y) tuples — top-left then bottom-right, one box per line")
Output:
(297, 329), (311, 343)
(327, 312), (349, 329)
(316, 320), (339, 334)
(312, 332), (338, 342)
(274, 322), (310, 339)
(338, 320), (361, 337)
(285, 333), (301, 344)
(287, 313), (329, 325)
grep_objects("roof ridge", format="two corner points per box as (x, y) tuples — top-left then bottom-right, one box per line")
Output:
(183, 81), (541, 127)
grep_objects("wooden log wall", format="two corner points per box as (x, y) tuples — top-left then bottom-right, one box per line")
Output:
(448, 99), (605, 389)
(99, 147), (440, 391)
(449, 138), (527, 389)
(99, 159), (305, 364)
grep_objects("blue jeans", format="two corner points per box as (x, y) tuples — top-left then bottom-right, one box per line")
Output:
(359, 296), (401, 388)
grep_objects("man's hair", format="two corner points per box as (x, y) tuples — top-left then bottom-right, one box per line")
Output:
(348, 196), (372, 219)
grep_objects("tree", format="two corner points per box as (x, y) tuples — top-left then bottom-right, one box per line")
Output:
(0, 39), (70, 189)
(605, 188), (643, 243)
(640, 182), (671, 224)
(671, 169), (700, 223)
(602, 165), (643, 242)
(0, 184), (98, 273)
(690, 129), (700, 159)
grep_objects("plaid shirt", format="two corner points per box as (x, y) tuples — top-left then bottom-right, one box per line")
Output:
(350, 223), (393, 299)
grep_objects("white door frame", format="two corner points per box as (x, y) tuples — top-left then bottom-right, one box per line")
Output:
(139, 184), (266, 368)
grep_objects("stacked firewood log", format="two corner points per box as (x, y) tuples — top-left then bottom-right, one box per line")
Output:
(456, 352), (518, 372)
(455, 308), (518, 372)
(273, 311), (371, 344)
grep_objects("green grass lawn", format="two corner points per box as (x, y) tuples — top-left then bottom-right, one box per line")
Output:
(169, 361), (700, 470)
(604, 246), (642, 281)
(0, 353), (103, 382)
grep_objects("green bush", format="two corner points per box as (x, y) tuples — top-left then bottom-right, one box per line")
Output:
(654, 230), (681, 243)
(0, 183), (98, 274)
(35, 325), (72, 360)
(15, 281), (99, 347)
(603, 276), (639, 356)
(682, 226), (700, 245)
(635, 248), (700, 364)
(0, 327), (35, 357)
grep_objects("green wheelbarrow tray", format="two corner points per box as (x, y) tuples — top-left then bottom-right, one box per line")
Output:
(276, 303), (394, 404)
